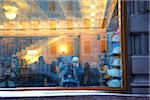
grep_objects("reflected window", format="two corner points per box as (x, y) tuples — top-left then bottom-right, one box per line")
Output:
(84, 40), (92, 54)
(49, 1), (56, 11)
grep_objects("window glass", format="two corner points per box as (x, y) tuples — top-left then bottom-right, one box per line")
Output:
(0, 0), (125, 89)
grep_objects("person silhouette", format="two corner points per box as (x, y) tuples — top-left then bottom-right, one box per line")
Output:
(71, 57), (84, 86)
(37, 56), (48, 73)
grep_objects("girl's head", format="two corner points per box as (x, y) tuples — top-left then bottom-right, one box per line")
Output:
(84, 62), (91, 74)
(51, 61), (58, 73)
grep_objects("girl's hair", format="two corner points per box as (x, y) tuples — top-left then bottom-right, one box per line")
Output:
(84, 62), (91, 74)
(51, 61), (57, 73)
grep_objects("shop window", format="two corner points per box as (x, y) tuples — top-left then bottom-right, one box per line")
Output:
(49, 1), (56, 12)
(66, 1), (73, 12)
(83, 40), (92, 54)
(0, 0), (127, 93)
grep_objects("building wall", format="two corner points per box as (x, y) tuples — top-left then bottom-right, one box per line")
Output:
(80, 34), (99, 64)
(126, 0), (149, 93)
(80, 33), (107, 65)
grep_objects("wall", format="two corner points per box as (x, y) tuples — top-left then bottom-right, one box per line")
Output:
(80, 33), (107, 65)
(126, 0), (149, 94)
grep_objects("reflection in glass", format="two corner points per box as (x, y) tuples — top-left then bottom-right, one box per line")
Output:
(0, 0), (123, 88)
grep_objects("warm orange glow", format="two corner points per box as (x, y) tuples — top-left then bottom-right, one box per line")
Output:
(90, 5), (96, 9)
(56, 24), (60, 28)
(38, 25), (42, 28)
(49, 20), (56, 29)
(31, 20), (40, 26)
(27, 50), (39, 55)
(24, 50), (39, 64)
(84, 19), (91, 28)
(91, 23), (95, 27)
(19, 25), (23, 29)
(100, 39), (107, 52)
(91, 18), (96, 23)
(3, 5), (18, 12)
(15, 0), (29, 10)
(0, 0), (108, 36)
(66, 19), (73, 29)
(59, 44), (68, 55)
(74, 23), (78, 27)
(0, 25), (3, 29)
(90, 12), (96, 17)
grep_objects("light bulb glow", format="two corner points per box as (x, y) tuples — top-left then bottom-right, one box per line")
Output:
(38, 25), (41, 28)
(5, 12), (17, 20)
(59, 45), (67, 54)
(25, 50), (39, 64)
(27, 50), (39, 55)
(19, 25), (23, 29)
(0, 25), (3, 29)
(90, 13), (96, 17)
(74, 23), (78, 27)
(56, 24), (60, 28)
(91, 18), (95, 22)
(91, 23), (95, 27)
(3, 5), (18, 20)
(90, 5), (96, 9)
